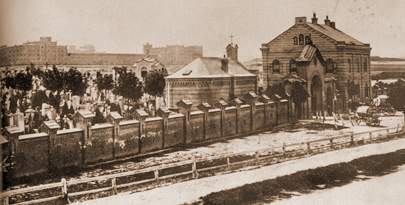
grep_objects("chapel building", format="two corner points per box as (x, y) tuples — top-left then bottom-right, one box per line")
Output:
(166, 43), (257, 109)
(261, 13), (372, 116)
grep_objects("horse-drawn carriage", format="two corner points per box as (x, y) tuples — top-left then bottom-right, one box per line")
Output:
(355, 105), (381, 127)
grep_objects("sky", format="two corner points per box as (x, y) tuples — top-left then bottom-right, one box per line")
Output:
(0, 0), (404, 61)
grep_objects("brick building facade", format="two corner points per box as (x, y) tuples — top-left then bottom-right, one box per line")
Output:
(0, 37), (146, 67)
(261, 14), (372, 113)
(166, 44), (256, 110)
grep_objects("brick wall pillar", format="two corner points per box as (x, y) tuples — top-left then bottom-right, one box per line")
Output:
(135, 109), (148, 153)
(157, 108), (170, 147)
(233, 98), (244, 135)
(107, 112), (123, 159)
(39, 120), (60, 171)
(198, 103), (211, 141)
(74, 110), (94, 167)
(176, 99), (193, 144)
(214, 99), (228, 138)
(260, 94), (271, 129)
(4, 127), (23, 186)
(244, 92), (258, 132)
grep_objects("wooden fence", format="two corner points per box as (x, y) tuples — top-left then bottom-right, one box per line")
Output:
(1, 124), (403, 205)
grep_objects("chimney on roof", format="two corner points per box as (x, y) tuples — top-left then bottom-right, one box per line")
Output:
(311, 12), (318, 24)
(324, 15), (331, 26)
(295, 17), (307, 25)
(221, 55), (229, 73)
(330, 21), (336, 29)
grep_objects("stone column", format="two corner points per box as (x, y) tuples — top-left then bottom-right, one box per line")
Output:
(214, 99), (228, 138)
(176, 99), (192, 144)
(197, 102), (211, 141)
(107, 112), (123, 159)
(157, 108), (170, 147)
(39, 120), (60, 171)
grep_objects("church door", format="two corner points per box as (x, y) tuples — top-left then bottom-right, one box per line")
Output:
(311, 75), (323, 116)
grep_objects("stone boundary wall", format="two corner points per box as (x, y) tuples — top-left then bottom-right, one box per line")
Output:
(4, 94), (292, 180)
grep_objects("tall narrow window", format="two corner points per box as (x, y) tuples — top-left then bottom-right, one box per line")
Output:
(348, 59), (352, 73)
(289, 59), (297, 73)
(272, 59), (280, 73)
(298, 34), (304, 45)
(293, 36), (298, 45)
(305, 36), (311, 44)
(326, 58), (334, 73)
(357, 57), (360, 72)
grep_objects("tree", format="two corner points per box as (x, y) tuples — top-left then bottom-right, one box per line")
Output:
(64, 68), (86, 96)
(14, 72), (33, 92)
(42, 66), (64, 92)
(144, 71), (166, 97)
(95, 72), (114, 91)
(387, 79), (405, 111)
(113, 70), (143, 104)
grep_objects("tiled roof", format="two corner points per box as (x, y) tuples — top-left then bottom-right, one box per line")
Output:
(166, 57), (255, 79)
(306, 23), (366, 46)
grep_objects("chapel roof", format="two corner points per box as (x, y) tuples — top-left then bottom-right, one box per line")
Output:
(305, 23), (366, 46)
(166, 57), (255, 79)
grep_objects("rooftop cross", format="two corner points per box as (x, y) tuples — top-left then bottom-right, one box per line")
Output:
(229, 34), (234, 44)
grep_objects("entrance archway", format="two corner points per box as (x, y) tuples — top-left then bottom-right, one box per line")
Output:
(311, 75), (323, 116)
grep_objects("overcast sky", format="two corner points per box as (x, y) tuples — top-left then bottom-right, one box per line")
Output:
(1, 0), (404, 61)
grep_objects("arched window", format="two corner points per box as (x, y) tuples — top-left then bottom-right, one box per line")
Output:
(298, 34), (304, 45)
(293, 36), (298, 45)
(289, 59), (297, 73)
(326, 58), (334, 73)
(305, 36), (311, 45)
(272, 59), (280, 73)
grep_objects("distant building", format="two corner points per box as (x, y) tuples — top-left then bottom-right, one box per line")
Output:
(132, 57), (166, 81)
(244, 58), (265, 90)
(67, 44), (96, 53)
(261, 14), (371, 114)
(0, 37), (147, 67)
(166, 43), (256, 109)
(143, 43), (203, 69)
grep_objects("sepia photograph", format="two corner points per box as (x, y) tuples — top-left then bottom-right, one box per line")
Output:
(1, 0), (405, 204)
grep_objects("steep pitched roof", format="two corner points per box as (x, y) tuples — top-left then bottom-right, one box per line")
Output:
(306, 23), (366, 46)
(166, 57), (255, 79)
(263, 21), (367, 47)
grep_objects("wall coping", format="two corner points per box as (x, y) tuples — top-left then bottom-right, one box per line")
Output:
(57, 128), (83, 135)
(18, 132), (48, 140)
(91, 123), (114, 130)
(119, 119), (139, 126)
(255, 102), (265, 106)
(145, 116), (163, 122)
(225, 106), (237, 111)
(240, 104), (251, 109)
(190, 110), (204, 115)
(208, 108), (221, 113)
(169, 113), (184, 119)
